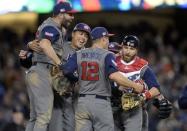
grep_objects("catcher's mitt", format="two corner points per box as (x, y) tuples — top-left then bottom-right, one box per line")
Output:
(153, 98), (172, 119)
(50, 66), (72, 96)
(121, 93), (144, 111)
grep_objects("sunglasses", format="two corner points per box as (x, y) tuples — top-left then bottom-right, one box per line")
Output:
(67, 13), (74, 16)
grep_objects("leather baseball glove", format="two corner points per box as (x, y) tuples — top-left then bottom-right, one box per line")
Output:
(121, 93), (144, 111)
(51, 66), (72, 96)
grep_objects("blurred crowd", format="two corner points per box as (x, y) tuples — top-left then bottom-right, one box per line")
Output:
(0, 20), (187, 131)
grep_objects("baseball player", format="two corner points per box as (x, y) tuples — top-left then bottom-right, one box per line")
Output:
(61, 27), (145, 131)
(48, 23), (91, 131)
(178, 85), (187, 109)
(19, 23), (91, 131)
(24, 2), (75, 131)
(108, 42), (124, 131)
(111, 35), (172, 131)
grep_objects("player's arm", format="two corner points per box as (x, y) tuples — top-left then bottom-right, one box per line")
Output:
(105, 53), (144, 93)
(142, 67), (172, 119)
(39, 39), (61, 65)
(27, 40), (42, 53)
(19, 50), (33, 68)
(178, 85), (187, 109)
(142, 67), (161, 100)
(62, 53), (78, 82)
(38, 26), (61, 65)
(19, 39), (41, 68)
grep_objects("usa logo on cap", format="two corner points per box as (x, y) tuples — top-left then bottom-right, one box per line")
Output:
(102, 32), (107, 36)
(60, 9), (65, 12)
(109, 43), (115, 48)
(84, 25), (89, 30)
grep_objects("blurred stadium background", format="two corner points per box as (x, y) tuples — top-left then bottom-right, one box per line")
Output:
(0, 0), (187, 131)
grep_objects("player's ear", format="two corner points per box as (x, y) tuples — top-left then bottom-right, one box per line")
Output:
(101, 37), (105, 42)
(71, 32), (74, 38)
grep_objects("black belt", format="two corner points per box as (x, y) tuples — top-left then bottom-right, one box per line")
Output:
(33, 62), (54, 69)
(79, 94), (109, 101)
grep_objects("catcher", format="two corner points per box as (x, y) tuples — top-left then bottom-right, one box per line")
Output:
(109, 36), (172, 131)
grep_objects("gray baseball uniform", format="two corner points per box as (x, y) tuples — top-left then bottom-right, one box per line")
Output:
(23, 37), (85, 131)
(63, 48), (118, 131)
(48, 41), (77, 131)
(25, 17), (64, 131)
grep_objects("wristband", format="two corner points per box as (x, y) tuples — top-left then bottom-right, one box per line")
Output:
(142, 91), (152, 100)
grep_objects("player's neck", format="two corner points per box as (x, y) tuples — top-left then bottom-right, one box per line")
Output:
(92, 43), (103, 49)
(122, 56), (137, 64)
(71, 43), (79, 50)
(52, 17), (62, 28)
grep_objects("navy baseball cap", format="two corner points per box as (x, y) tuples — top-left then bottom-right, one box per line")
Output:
(91, 27), (114, 40)
(73, 23), (91, 35)
(108, 42), (122, 53)
(53, 2), (76, 15)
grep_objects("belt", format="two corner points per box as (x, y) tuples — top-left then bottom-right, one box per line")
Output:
(79, 94), (110, 101)
(33, 62), (54, 69)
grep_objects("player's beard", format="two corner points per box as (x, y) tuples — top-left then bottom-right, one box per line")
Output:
(62, 18), (72, 29)
(123, 54), (136, 63)
(62, 21), (70, 29)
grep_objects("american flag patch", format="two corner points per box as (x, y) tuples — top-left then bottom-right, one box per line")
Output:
(45, 32), (54, 37)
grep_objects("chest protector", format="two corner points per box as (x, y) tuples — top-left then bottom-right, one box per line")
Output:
(116, 56), (148, 92)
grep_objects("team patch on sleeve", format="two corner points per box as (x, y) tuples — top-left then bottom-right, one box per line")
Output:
(41, 26), (60, 43)
(45, 32), (54, 37)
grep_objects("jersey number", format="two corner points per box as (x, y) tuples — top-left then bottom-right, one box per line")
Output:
(81, 61), (99, 81)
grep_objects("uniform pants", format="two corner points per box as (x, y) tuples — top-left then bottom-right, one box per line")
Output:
(25, 63), (54, 131)
(113, 107), (148, 131)
(112, 107), (123, 131)
(48, 94), (75, 131)
(75, 95), (114, 131)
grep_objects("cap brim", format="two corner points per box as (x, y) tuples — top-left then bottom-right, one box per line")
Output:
(80, 29), (90, 34)
(108, 48), (120, 54)
(66, 10), (77, 13)
(74, 28), (90, 33)
(117, 44), (122, 48)
(107, 33), (115, 37)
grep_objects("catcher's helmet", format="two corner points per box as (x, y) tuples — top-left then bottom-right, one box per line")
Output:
(108, 42), (122, 54)
(122, 35), (139, 48)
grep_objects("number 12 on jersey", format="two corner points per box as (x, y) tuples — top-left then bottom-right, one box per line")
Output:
(81, 61), (99, 81)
